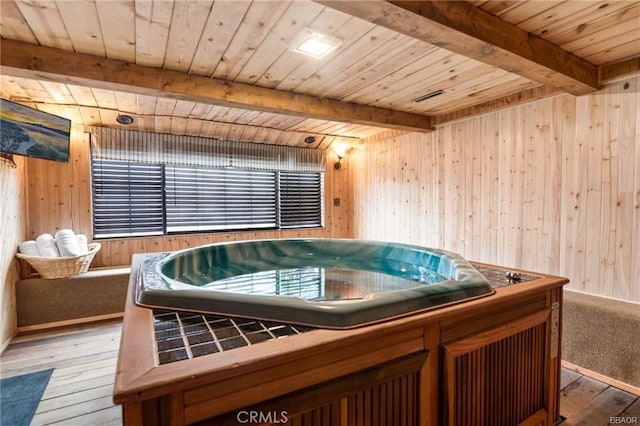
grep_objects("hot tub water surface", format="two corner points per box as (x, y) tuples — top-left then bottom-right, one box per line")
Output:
(136, 238), (493, 328)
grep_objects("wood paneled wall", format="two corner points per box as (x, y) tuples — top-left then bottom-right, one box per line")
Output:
(24, 126), (355, 269)
(352, 77), (640, 303)
(0, 155), (26, 349)
(17, 78), (639, 305)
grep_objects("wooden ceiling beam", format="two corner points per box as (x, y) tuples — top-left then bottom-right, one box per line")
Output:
(315, 0), (600, 96)
(0, 39), (433, 133)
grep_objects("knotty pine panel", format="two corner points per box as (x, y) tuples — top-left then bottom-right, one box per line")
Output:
(24, 126), (354, 269)
(353, 77), (640, 303)
(0, 154), (26, 348)
(25, 125), (92, 242)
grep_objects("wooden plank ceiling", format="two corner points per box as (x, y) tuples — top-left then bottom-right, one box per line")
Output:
(1, 0), (639, 149)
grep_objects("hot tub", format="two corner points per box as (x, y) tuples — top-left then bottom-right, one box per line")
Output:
(136, 238), (493, 328)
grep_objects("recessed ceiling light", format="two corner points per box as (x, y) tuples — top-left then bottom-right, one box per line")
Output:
(116, 114), (134, 125)
(294, 29), (342, 59)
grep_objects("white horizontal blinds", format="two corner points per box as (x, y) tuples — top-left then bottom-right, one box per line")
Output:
(165, 166), (277, 232)
(91, 160), (164, 238)
(89, 127), (325, 172)
(279, 172), (324, 228)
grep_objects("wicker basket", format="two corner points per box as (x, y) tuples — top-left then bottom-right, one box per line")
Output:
(16, 243), (101, 279)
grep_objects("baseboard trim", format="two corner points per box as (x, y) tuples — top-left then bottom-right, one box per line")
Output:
(562, 360), (640, 397)
(0, 329), (18, 354)
(17, 312), (124, 334)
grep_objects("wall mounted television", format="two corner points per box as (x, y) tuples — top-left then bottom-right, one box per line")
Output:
(0, 98), (71, 163)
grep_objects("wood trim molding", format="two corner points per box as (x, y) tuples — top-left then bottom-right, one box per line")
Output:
(443, 309), (549, 357)
(315, 0), (600, 95)
(562, 360), (640, 397)
(16, 312), (124, 334)
(364, 86), (564, 138)
(0, 39), (433, 133)
(201, 351), (427, 425)
(359, 129), (411, 144)
(432, 85), (563, 126)
(599, 57), (640, 85)
(0, 330), (18, 355)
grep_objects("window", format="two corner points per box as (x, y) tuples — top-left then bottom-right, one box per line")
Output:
(89, 128), (325, 238)
(91, 160), (324, 238)
(92, 160), (164, 238)
(279, 172), (324, 228)
(165, 165), (278, 232)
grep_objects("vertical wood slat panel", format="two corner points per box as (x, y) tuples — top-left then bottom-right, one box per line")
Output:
(288, 401), (340, 426)
(25, 124), (92, 240)
(446, 323), (547, 426)
(0, 154), (26, 347)
(632, 77), (640, 303)
(346, 370), (419, 426)
(353, 76), (640, 303)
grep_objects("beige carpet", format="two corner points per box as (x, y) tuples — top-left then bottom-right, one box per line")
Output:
(562, 289), (640, 388)
(17, 267), (129, 328)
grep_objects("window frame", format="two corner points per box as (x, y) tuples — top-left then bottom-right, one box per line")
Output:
(90, 159), (325, 239)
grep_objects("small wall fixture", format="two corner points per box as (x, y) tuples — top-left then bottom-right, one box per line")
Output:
(333, 142), (347, 170)
(334, 154), (343, 170)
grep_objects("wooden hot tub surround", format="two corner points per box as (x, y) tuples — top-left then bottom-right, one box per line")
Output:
(114, 254), (567, 425)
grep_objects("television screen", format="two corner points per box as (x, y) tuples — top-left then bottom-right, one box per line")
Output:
(0, 98), (71, 163)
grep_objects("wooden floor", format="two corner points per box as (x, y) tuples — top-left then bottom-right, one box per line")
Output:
(560, 368), (640, 425)
(1, 319), (639, 425)
(0, 320), (122, 425)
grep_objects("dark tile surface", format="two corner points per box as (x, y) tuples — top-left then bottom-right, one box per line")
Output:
(153, 310), (313, 365)
(473, 264), (540, 288)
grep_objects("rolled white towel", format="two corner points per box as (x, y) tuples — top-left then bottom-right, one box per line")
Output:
(36, 234), (60, 258)
(75, 234), (89, 254)
(55, 229), (81, 257)
(19, 240), (40, 256)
